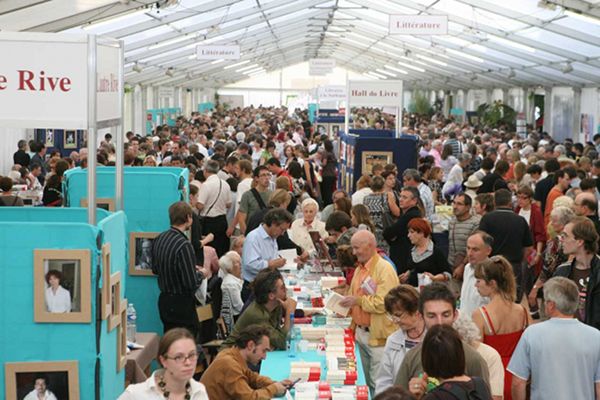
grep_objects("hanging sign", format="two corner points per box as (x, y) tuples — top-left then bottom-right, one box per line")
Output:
(0, 32), (88, 129)
(389, 15), (448, 35)
(318, 85), (347, 101)
(309, 58), (336, 70)
(97, 42), (121, 124)
(196, 45), (240, 60)
(348, 80), (403, 107)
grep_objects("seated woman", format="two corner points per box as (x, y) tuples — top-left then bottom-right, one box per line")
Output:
(118, 328), (209, 400)
(219, 251), (244, 334)
(409, 324), (492, 399)
(0, 176), (24, 206)
(400, 218), (451, 287)
(45, 269), (71, 313)
(376, 285), (425, 395)
(289, 198), (328, 254)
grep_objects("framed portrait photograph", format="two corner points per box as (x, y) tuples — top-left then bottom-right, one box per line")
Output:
(79, 198), (115, 212)
(129, 232), (159, 276)
(64, 130), (77, 149)
(361, 151), (393, 176)
(5, 360), (79, 400)
(34, 249), (91, 323)
(101, 243), (111, 320)
(331, 124), (340, 136)
(108, 272), (122, 332)
(117, 300), (127, 372)
(44, 129), (54, 148)
(317, 124), (327, 136)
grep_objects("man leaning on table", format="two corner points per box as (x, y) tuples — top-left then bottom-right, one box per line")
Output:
(201, 324), (293, 399)
(222, 268), (296, 351)
(339, 230), (399, 395)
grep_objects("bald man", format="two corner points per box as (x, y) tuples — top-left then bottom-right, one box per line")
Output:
(574, 192), (600, 238)
(339, 230), (399, 396)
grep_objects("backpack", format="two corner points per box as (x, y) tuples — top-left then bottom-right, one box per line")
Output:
(429, 377), (490, 400)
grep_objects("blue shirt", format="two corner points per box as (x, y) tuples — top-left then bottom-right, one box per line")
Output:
(242, 224), (279, 282)
(508, 318), (600, 400)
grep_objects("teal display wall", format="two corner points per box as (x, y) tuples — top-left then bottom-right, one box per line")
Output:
(0, 208), (127, 400)
(63, 167), (189, 334)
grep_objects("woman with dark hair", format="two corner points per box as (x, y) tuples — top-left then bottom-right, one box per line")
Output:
(409, 325), (492, 399)
(118, 328), (209, 399)
(45, 269), (71, 313)
(400, 218), (451, 287)
(472, 256), (531, 400)
(320, 139), (338, 207)
(439, 144), (458, 181)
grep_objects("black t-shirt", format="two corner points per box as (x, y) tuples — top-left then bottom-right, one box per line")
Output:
(477, 173), (507, 194)
(479, 208), (533, 264)
(534, 174), (554, 214)
(423, 377), (492, 400)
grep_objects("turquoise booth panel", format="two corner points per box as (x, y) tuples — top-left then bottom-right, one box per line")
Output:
(98, 211), (129, 400)
(0, 222), (101, 400)
(64, 167), (189, 334)
(0, 207), (110, 223)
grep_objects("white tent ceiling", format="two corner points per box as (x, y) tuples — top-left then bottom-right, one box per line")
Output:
(3, 0), (600, 90)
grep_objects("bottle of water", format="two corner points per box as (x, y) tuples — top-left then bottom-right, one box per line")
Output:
(126, 303), (137, 343)
(287, 314), (296, 357)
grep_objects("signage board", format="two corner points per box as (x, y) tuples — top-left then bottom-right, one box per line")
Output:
(389, 15), (448, 35)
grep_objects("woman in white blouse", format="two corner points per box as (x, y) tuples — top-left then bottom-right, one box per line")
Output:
(219, 251), (244, 333)
(118, 328), (209, 400)
(289, 198), (328, 254)
(45, 270), (71, 313)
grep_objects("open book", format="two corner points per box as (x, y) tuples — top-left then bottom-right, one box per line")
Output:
(324, 291), (350, 317)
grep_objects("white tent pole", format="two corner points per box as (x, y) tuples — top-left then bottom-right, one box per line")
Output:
(87, 34), (98, 225)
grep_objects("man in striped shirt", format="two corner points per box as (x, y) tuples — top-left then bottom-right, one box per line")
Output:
(152, 201), (202, 336)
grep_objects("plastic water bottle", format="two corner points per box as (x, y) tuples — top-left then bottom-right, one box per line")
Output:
(287, 314), (296, 357)
(126, 303), (137, 343)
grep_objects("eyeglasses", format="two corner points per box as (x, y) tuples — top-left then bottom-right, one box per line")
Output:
(386, 312), (406, 323)
(163, 352), (198, 364)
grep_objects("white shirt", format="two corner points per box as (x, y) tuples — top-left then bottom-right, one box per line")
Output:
(197, 174), (231, 217)
(459, 262), (489, 317)
(289, 218), (328, 254)
(352, 188), (373, 205)
(118, 371), (209, 400)
(24, 389), (57, 400)
(221, 273), (244, 316)
(45, 286), (71, 313)
(442, 164), (464, 196)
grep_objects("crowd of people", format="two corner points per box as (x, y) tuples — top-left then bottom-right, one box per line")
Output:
(6, 105), (600, 399)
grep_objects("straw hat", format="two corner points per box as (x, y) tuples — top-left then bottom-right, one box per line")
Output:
(464, 174), (483, 189)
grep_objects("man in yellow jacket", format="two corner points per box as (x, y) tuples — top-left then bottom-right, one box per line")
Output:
(340, 230), (400, 396)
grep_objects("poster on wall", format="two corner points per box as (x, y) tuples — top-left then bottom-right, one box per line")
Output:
(362, 151), (393, 175)
(44, 129), (54, 147)
(64, 130), (77, 149)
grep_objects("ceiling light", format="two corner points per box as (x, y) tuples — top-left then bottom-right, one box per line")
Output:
(210, 59), (226, 65)
(415, 54), (448, 66)
(148, 35), (190, 51)
(367, 71), (387, 79)
(224, 60), (251, 70)
(244, 67), (265, 75)
(445, 48), (484, 63)
(385, 64), (411, 74)
(395, 61), (424, 73)
(132, 63), (142, 73)
(488, 35), (536, 53)
(236, 63), (259, 72)
(165, 67), (174, 77)
(564, 9), (600, 24)
(362, 73), (380, 80)
(376, 68), (397, 77)
(562, 62), (573, 73)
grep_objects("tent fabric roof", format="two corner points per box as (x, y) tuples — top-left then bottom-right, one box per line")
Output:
(3, 0), (600, 90)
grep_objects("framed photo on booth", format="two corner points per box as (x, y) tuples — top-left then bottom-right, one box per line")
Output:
(5, 360), (79, 400)
(108, 272), (122, 332)
(361, 151), (393, 175)
(117, 300), (127, 372)
(80, 198), (115, 211)
(44, 129), (54, 148)
(129, 232), (160, 276)
(64, 130), (77, 149)
(101, 243), (111, 320)
(34, 249), (91, 323)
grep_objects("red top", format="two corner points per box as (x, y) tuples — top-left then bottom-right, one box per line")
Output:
(480, 305), (528, 400)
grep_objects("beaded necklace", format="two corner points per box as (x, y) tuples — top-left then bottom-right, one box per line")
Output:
(157, 373), (191, 400)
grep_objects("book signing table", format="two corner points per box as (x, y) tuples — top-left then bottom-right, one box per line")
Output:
(261, 264), (369, 400)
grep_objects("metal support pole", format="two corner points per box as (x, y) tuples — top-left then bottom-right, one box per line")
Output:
(87, 35), (98, 225)
(115, 40), (125, 211)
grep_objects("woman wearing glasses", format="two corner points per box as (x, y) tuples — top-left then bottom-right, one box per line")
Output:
(375, 285), (426, 395)
(472, 256), (532, 400)
(119, 328), (209, 400)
